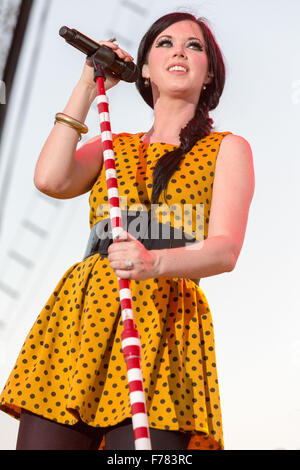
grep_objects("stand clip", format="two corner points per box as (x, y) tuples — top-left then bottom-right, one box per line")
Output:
(89, 53), (106, 82)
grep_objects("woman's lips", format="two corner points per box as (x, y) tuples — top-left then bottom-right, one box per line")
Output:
(168, 65), (188, 73)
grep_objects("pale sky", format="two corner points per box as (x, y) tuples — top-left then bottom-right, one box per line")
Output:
(0, 0), (300, 450)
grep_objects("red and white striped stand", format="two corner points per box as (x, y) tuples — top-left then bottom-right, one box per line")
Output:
(93, 61), (152, 450)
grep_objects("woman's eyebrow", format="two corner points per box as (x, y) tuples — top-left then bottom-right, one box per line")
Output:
(156, 34), (172, 39)
(187, 36), (202, 42)
(156, 34), (203, 43)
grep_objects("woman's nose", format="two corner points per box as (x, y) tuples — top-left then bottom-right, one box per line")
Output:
(172, 42), (187, 59)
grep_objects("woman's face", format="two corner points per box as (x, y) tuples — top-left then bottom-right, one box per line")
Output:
(143, 20), (211, 105)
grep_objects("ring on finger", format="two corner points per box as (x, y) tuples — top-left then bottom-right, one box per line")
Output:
(125, 260), (133, 270)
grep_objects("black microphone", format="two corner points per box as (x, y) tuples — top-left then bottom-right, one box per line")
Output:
(59, 26), (138, 83)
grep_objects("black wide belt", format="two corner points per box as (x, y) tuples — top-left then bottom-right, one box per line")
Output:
(83, 211), (198, 260)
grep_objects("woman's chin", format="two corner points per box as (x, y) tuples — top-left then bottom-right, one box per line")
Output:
(151, 82), (198, 104)
(164, 86), (196, 101)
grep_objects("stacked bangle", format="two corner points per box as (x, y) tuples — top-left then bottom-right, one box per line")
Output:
(54, 113), (89, 141)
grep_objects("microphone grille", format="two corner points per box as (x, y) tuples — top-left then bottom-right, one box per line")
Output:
(59, 26), (75, 41)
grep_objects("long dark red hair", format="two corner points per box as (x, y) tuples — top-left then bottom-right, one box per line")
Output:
(135, 12), (226, 204)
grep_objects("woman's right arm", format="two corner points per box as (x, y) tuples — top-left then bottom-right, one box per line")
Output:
(34, 41), (134, 199)
(34, 80), (102, 199)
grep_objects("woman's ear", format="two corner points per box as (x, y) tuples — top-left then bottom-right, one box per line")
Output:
(204, 72), (214, 86)
(142, 64), (150, 79)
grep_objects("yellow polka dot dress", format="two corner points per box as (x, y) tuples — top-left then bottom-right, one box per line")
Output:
(0, 131), (232, 450)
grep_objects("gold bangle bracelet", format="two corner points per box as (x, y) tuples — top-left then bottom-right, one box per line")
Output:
(54, 113), (89, 134)
(54, 120), (83, 141)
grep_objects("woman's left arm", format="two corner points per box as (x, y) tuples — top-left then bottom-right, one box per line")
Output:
(154, 134), (255, 279)
(108, 134), (255, 280)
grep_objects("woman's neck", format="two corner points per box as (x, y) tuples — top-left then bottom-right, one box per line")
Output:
(144, 96), (197, 145)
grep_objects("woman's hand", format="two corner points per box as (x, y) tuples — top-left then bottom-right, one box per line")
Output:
(107, 231), (159, 280)
(78, 40), (134, 97)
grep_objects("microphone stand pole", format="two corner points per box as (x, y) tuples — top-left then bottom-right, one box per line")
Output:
(91, 54), (152, 450)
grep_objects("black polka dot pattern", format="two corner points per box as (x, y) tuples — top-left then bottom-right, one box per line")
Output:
(0, 131), (232, 450)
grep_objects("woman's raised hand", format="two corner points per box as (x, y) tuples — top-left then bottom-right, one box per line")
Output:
(79, 40), (134, 96)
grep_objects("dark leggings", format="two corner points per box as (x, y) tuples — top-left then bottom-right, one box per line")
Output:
(16, 409), (190, 450)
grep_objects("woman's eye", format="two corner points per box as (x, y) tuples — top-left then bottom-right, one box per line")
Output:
(156, 38), (173, 47)
(187, 41), (203, 51)
(156, 38), (204, 51)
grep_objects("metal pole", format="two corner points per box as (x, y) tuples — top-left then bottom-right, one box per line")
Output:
(92, 59), (152, 450)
